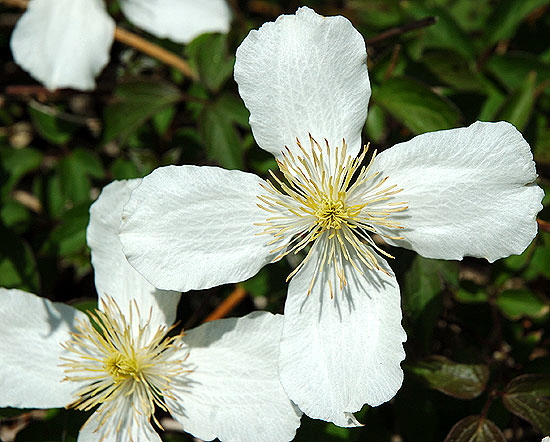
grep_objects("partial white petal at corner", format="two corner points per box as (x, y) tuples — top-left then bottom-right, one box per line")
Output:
(0, 288), (89, 408)
(10, 0), (115, 90)
(120, 0), (231, 44)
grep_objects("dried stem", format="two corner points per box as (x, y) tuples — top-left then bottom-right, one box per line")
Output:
(203, 286), (247, 323)
(114, 27), (197, 80)
(0, 0), (28, 8)
(366, 16), (437, 46)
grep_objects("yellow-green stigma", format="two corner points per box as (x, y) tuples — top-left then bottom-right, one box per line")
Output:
(314, 199), (358, 232)
(256, 135), (408, 296)
(60, 297), (188, 433)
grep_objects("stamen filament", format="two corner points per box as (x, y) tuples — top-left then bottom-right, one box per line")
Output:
(257, 136), (408, 294)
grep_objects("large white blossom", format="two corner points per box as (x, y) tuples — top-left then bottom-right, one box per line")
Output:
(10, 0), (231, 90)
(119, 7), (544, 427)
(0, 180), (300, 442)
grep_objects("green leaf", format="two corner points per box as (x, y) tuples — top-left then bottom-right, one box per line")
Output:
(447, 0), (493, 32)
(444, 416), (506, 442)
(502, 374), (550, 433)
(404, 5), (476, 60)
(484, 0), (549, 45)
(44, 174), (64, 218)
(71, 299), (98, 314)
(496, 71), (538, 131)
(0, 200), (31, 231)
(534, 114), (550, 166)
(422, 50), (485, 92)
(186, 33), (234, 92)
(103, 80), (181, 146)
(242, 268), (270, 298)
(374, 77), (461, 134)
(0, 146), (42, 198)
(348, 0), (402, 29)
(404, 256), (458, 319)
(215, 93), (250, 128)
(28, 102), (76, 145)
(455, 287), (488, 304)
(110, 158), (140, 180)
(408, 356), (489, 399)
(496, 289), (548, 320)
(504, 241), (535, 271)
(365, 104), (386, 143)
(58, 150), (99, 206)
(41, 203), (90, 257)
(0, 226), (39, 292)
(152, 105), (176, 136)
(485, 53), (550, 92)
(477, 87), (506, 121)
(199, 98), (244, 169)
(70, 148), (105, 179)
(523, 244), (550, 280)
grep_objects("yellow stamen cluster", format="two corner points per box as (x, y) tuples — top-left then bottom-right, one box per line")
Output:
(60, 297), (189, 435)
(257, 135), (408, 296)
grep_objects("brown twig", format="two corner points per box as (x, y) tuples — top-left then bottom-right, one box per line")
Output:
(0, 0), (28, 8)
(384, 44), (402, 80)
(537, 218), (550, 232)
(114, 27), (197, 80)
(1, 0), (197, 80)
(366, 16), (437, 46)
(203, 285), (247, 323)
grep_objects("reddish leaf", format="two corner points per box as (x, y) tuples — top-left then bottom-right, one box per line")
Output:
(408, 356), (489, 399)
(444, 415), (506, 442)
(502, 374), (550, 434)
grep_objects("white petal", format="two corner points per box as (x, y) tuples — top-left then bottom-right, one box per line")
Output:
(234, 6), (370, 159)
(10, 0), (115, 91)
(120, 0), (231, 44)
(278, 247), (406, 426)
(120, 165), (276, 292)
(87, 179), (181, 331)
(77, 397), (161, 442)
(371, 121), (544, 262)
(168, 312), (301, 442)
(0, 288), (88, 408)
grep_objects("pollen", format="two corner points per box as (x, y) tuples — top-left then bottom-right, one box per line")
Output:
(314, 199), (356, 231)
(256, 135), (408, 296)
(60, 297), (189, 435)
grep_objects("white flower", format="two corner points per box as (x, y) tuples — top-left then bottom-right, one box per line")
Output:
(0, 180), (301, 442)
(119, 7), (544, 427)
(10, 0), (115, 91)
(10, 0), (231, 90)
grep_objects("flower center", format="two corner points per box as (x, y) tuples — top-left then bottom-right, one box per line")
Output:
(256, 135), (408, 296)
(104, 352), (142, 383)
(314, 199), (354, 231)
(61, 297), (188, 435)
